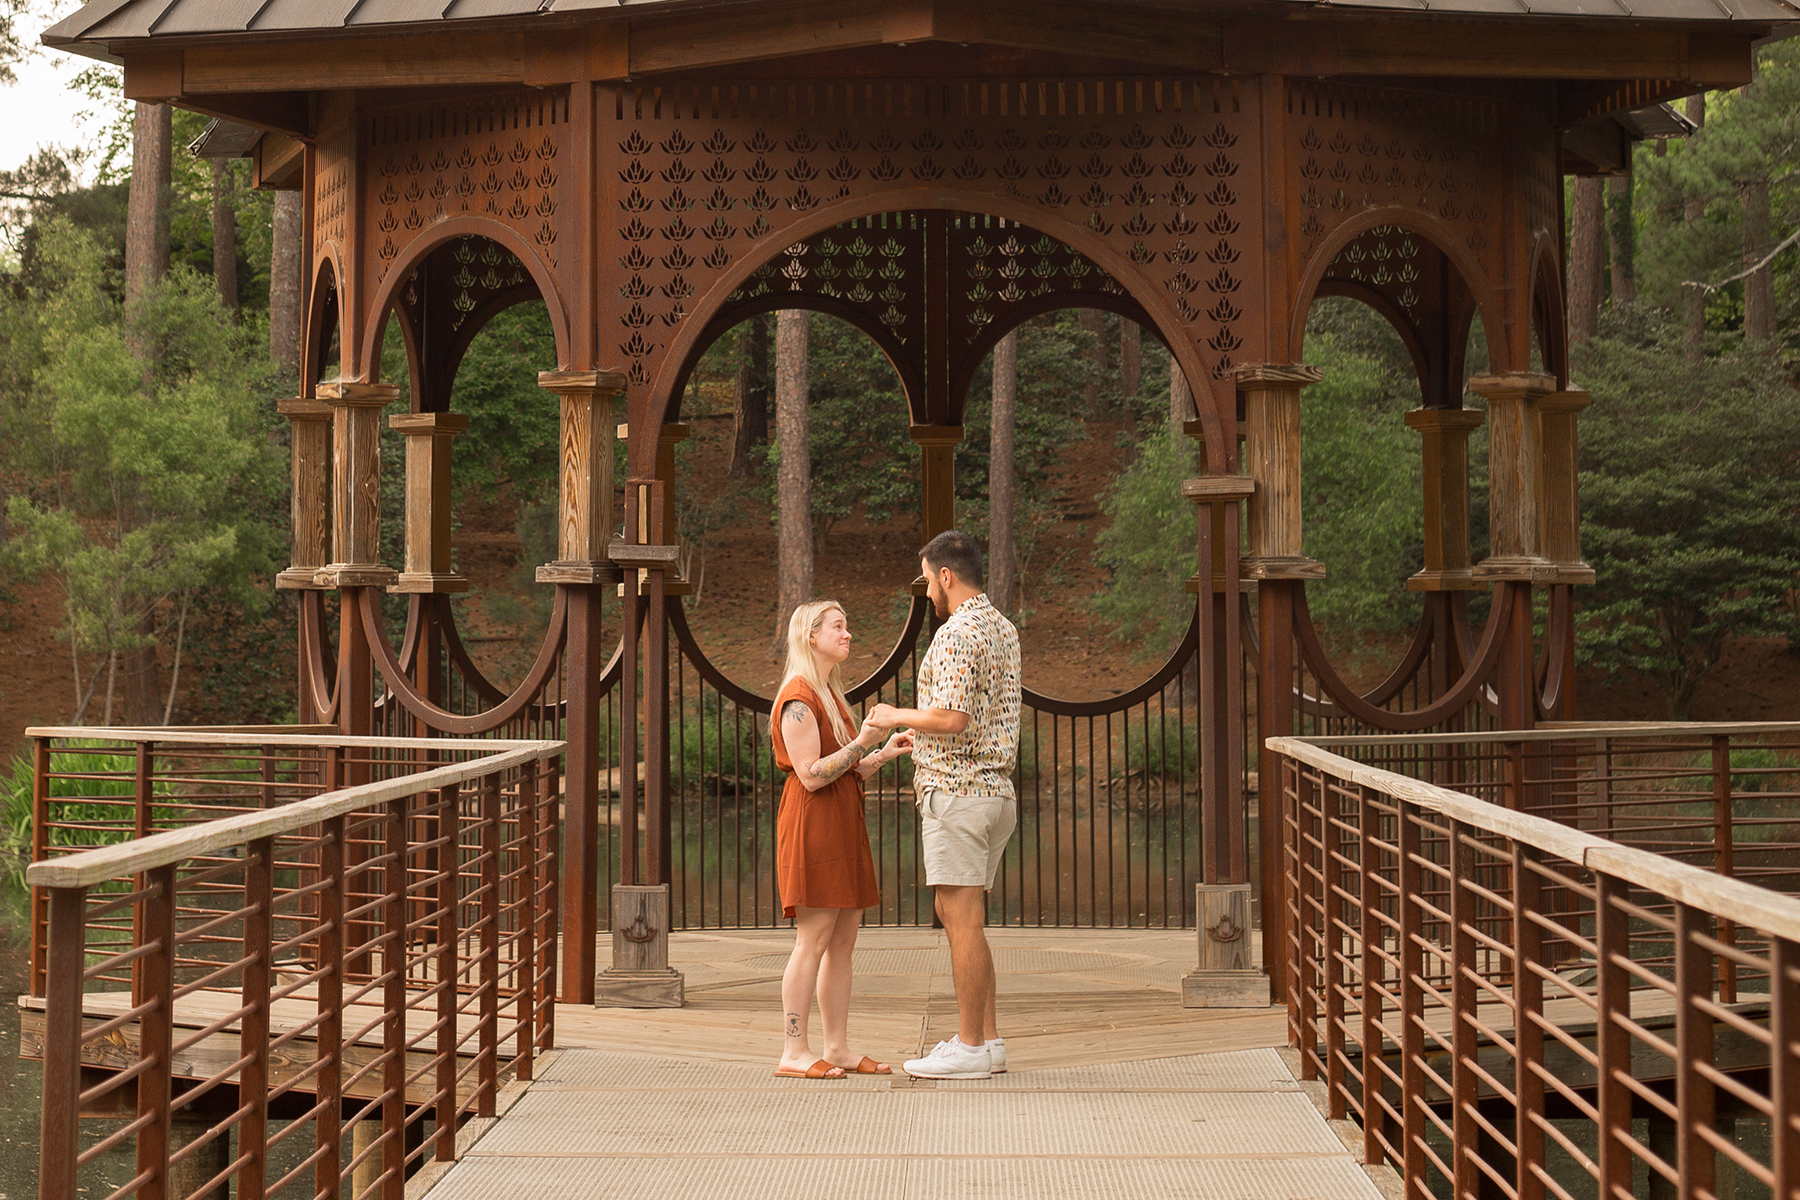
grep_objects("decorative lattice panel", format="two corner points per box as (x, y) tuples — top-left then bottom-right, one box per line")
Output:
(602, 77), (1261, 403)
(363, 91), (569, 294)
(1286, 82), (1505, 288)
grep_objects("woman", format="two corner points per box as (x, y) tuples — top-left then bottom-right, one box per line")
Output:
(770, 600), (913, 1079)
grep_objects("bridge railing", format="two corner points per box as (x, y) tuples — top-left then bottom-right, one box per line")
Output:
(1271, 731), (1800, 1200)
(25, 728), (564, 1200)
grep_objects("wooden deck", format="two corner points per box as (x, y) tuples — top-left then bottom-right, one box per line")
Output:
(409, 928), (1400, 1200)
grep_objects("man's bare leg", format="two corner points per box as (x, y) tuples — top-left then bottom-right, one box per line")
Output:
(934, 884), (994, 1048)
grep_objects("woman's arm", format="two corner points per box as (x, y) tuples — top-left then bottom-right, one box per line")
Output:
(854, 729), (916, 779)
(780, 700), (882, 792)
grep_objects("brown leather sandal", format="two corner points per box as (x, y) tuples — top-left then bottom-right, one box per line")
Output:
(844, 1056), (891, 1075)
(773, 1059), (847, 1079)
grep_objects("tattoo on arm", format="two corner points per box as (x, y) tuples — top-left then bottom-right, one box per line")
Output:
(782, 701), (810, 726)
(807, 740), (867, 784)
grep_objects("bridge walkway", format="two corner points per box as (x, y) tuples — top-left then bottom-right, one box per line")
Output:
(409, 928), (1397, 1200)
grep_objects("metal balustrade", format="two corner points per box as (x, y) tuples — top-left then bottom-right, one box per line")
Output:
(1272, 730), (1800, 1200)
(26, 729), (563, 1200)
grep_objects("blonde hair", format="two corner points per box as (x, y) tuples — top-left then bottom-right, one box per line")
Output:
(779, 600), (858, 746)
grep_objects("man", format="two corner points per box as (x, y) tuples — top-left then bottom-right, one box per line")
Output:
(866, 529), (1022, 1080)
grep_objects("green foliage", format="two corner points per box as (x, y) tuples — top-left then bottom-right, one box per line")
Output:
(1088, 430), (1198, 655)
(0, 219), (283, 722)
(1298, 313), (1424, 640)
(1574, 316), (1800, 716)
(449, 302), (562, 505)
(0, 742), (142, 862)
(1634, 42), (1800, 351)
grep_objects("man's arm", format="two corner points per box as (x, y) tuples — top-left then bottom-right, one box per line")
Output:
(865, 702), (968, 735)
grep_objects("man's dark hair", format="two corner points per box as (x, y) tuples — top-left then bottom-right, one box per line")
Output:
(920, 529), (985, 589)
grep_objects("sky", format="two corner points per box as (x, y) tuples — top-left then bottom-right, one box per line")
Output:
(2, 7), (106, 182)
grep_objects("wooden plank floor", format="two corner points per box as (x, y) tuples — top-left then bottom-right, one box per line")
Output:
(556, 927), (1289, 1071)
(405, 929), (1401, 1200)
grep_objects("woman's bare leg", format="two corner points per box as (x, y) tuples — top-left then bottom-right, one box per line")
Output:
(778, 907), (842, 1072)
(817, 908), (862, 1065)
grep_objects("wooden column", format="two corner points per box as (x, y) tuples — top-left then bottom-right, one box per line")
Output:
(535, 370), (626, 585)
(911, 425), (964, 545)
(1181, 474), (1267, 1009)
(531, 370), (625, 1005)
(387, 412), (469, 594)
(1537, 390), (1595, 585)
(276, 398), (333, 591)
(602, 476), (682, 1009)
(1404, 408), (1486, 593)
(1470, 373), (1557, 583)
(1237, 365), (1325, 580)
(315, 380), (399, 588)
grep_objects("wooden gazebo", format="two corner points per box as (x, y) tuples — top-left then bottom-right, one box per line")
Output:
(44, 0), (1791, 1006)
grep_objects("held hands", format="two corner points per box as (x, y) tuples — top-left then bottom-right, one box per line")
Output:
(864, 702), (904, 730)
(884, 729), (916, 759)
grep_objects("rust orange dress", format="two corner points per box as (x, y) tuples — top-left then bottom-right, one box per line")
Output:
(771, 678), (881, 918)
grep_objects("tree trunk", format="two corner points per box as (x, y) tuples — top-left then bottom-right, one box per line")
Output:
(1683, 93), (1707, 365)
(1742, 177), (1776, 343)
(270, 189), (304, 384)
(1079, 309), (1107, 412)
(124, 101), (172, 357)
(988, 331), (1018, 615)
(731, 315), (771, 476)
(1119, 320), (1141, 439)
(1605, 174), (1635, 307)
(1567, 175), (1604, 345)
(212, 160), (239, 317)
(1170, 360), (1192, 436)
(774, 310), (813, 654)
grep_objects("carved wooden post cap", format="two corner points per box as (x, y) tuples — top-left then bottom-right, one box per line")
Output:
(387, 411), (470, 435)
(316, 380), (401, 406)
(1470, 374), (1556, 582)
(1233, 363), (1323, 388)
(316, 379), (400, 588)
(1180, 475), (1256, 502)
(1537, 389), (1592, 414)
(1402, 407), (1486, 432)
(1405, 406), (1486, 592)
(1466, 372), (1556, 402)
(276, 398), (335, 590)
(1538, 389), (1596, 585)
(537, 368), (627, 396)
(276, 397), (334, 421)
(388, 412), (472, 594)
(908, 424), (966, 446)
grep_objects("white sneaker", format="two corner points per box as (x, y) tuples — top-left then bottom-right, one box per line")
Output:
(987, 1038), (1007, 1073)
(904, 1036), (992, 1080)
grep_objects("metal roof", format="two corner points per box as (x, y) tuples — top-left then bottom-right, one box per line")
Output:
(42, 0), (1800, 52)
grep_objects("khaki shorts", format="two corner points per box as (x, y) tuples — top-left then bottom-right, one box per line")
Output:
(918, 789), (1017, 889)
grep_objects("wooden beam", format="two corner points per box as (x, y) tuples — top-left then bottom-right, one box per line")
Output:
(182, 31), (526, 93)
(1221, 18), (1750, 83)
(121, 49), (181, 101)
(179, 91), (311, 139)
(253, 132), (305, 191)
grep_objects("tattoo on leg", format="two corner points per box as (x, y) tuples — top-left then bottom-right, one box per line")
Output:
(786, 1012), (802, 1038)
(781, 701), (810, 726)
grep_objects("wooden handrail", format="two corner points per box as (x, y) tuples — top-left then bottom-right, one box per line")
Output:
(1279, 718), (1800, 748)
(26, 739), (563, 889)
(1268, 733), (1800, 943)
(26, 728), (556, 749)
